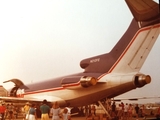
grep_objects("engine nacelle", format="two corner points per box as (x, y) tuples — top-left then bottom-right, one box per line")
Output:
(101, 73), (151, 98)
(80, 76), (97, 88)
(134, 74), (151, 88)
(104, 73), (151, 88)
(61, 76), (97, 89)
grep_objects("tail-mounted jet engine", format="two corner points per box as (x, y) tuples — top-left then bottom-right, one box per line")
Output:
(134, 74), (151, 87)
(80, 76), (97, 87)
(106, 73), (151, 89)
(3, 78), (28, 97)
(61, 76), (97, 89)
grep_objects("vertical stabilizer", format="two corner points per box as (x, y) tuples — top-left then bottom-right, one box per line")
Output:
(111, 0), (160, 73)
(80, 0), (160, 74)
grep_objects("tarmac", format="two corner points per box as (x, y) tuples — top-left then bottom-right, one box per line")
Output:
(4, 116), (158, 120)
(70, 116), (158, 120)
(12, 116), (157, 120)
(63, 117), (156, 120)
(4, 114), (158, 120)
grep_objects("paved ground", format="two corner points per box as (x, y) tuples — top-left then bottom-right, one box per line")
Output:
(70, 117), (156, 120)
(5, 115), (158, 120)
(69, 116), (156, 120)
(12, 116), (157, 120)
(65, 117), (157, 120)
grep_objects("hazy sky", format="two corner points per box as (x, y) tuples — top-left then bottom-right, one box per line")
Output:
(0, 0), (160, 102)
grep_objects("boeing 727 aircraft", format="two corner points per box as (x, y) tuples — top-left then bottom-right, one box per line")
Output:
(1, 0), (160, 109)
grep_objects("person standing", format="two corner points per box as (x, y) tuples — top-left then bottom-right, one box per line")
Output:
(50, 101), (61, 120)
(40, 99), (50, 120)
(28, 104), (37, 120)
(140, 105), (146, 118)
(90, 105), (96, 120)
(117, 104), (123, 120)
(24, 102), (30, 119)
(128, 104), (133, 120)
(84, 105), (89, 117)
(8, 103), (14, 120)
(124, 103), (129, 120)
(62, 107), (71, 120)
(0, 103), (6, 120)
(135, 104), (139, 119)
(111, 102), (116, 118)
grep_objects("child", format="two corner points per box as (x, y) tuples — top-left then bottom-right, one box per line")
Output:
(62, 108), (71, 120)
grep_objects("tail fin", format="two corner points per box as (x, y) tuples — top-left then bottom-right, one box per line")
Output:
(80, 0), (160, 74)
(111, 0), (160, 73)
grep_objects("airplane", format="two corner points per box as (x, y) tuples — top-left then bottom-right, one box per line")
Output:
(0, 0), (160, 112)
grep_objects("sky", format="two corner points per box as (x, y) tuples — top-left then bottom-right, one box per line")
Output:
(0, 0), (160, 103)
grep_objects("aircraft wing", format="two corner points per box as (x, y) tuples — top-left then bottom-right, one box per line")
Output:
(0, 95), (66, 105)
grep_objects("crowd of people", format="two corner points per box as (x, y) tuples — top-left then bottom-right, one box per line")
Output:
(107, 101), (160, 120)
(0, 102), (19, 120)
(0, 99), (71, 120)
(24, 99), (71, 120)
(79, 100), (160, 120)
(1, 99), (160, 120)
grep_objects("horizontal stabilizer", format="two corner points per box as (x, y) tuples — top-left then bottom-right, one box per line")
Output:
(125, 0), (159, 21)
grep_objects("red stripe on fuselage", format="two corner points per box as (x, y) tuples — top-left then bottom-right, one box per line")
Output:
(24, 87), (64, 95)
(24, 82), (81, 95)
